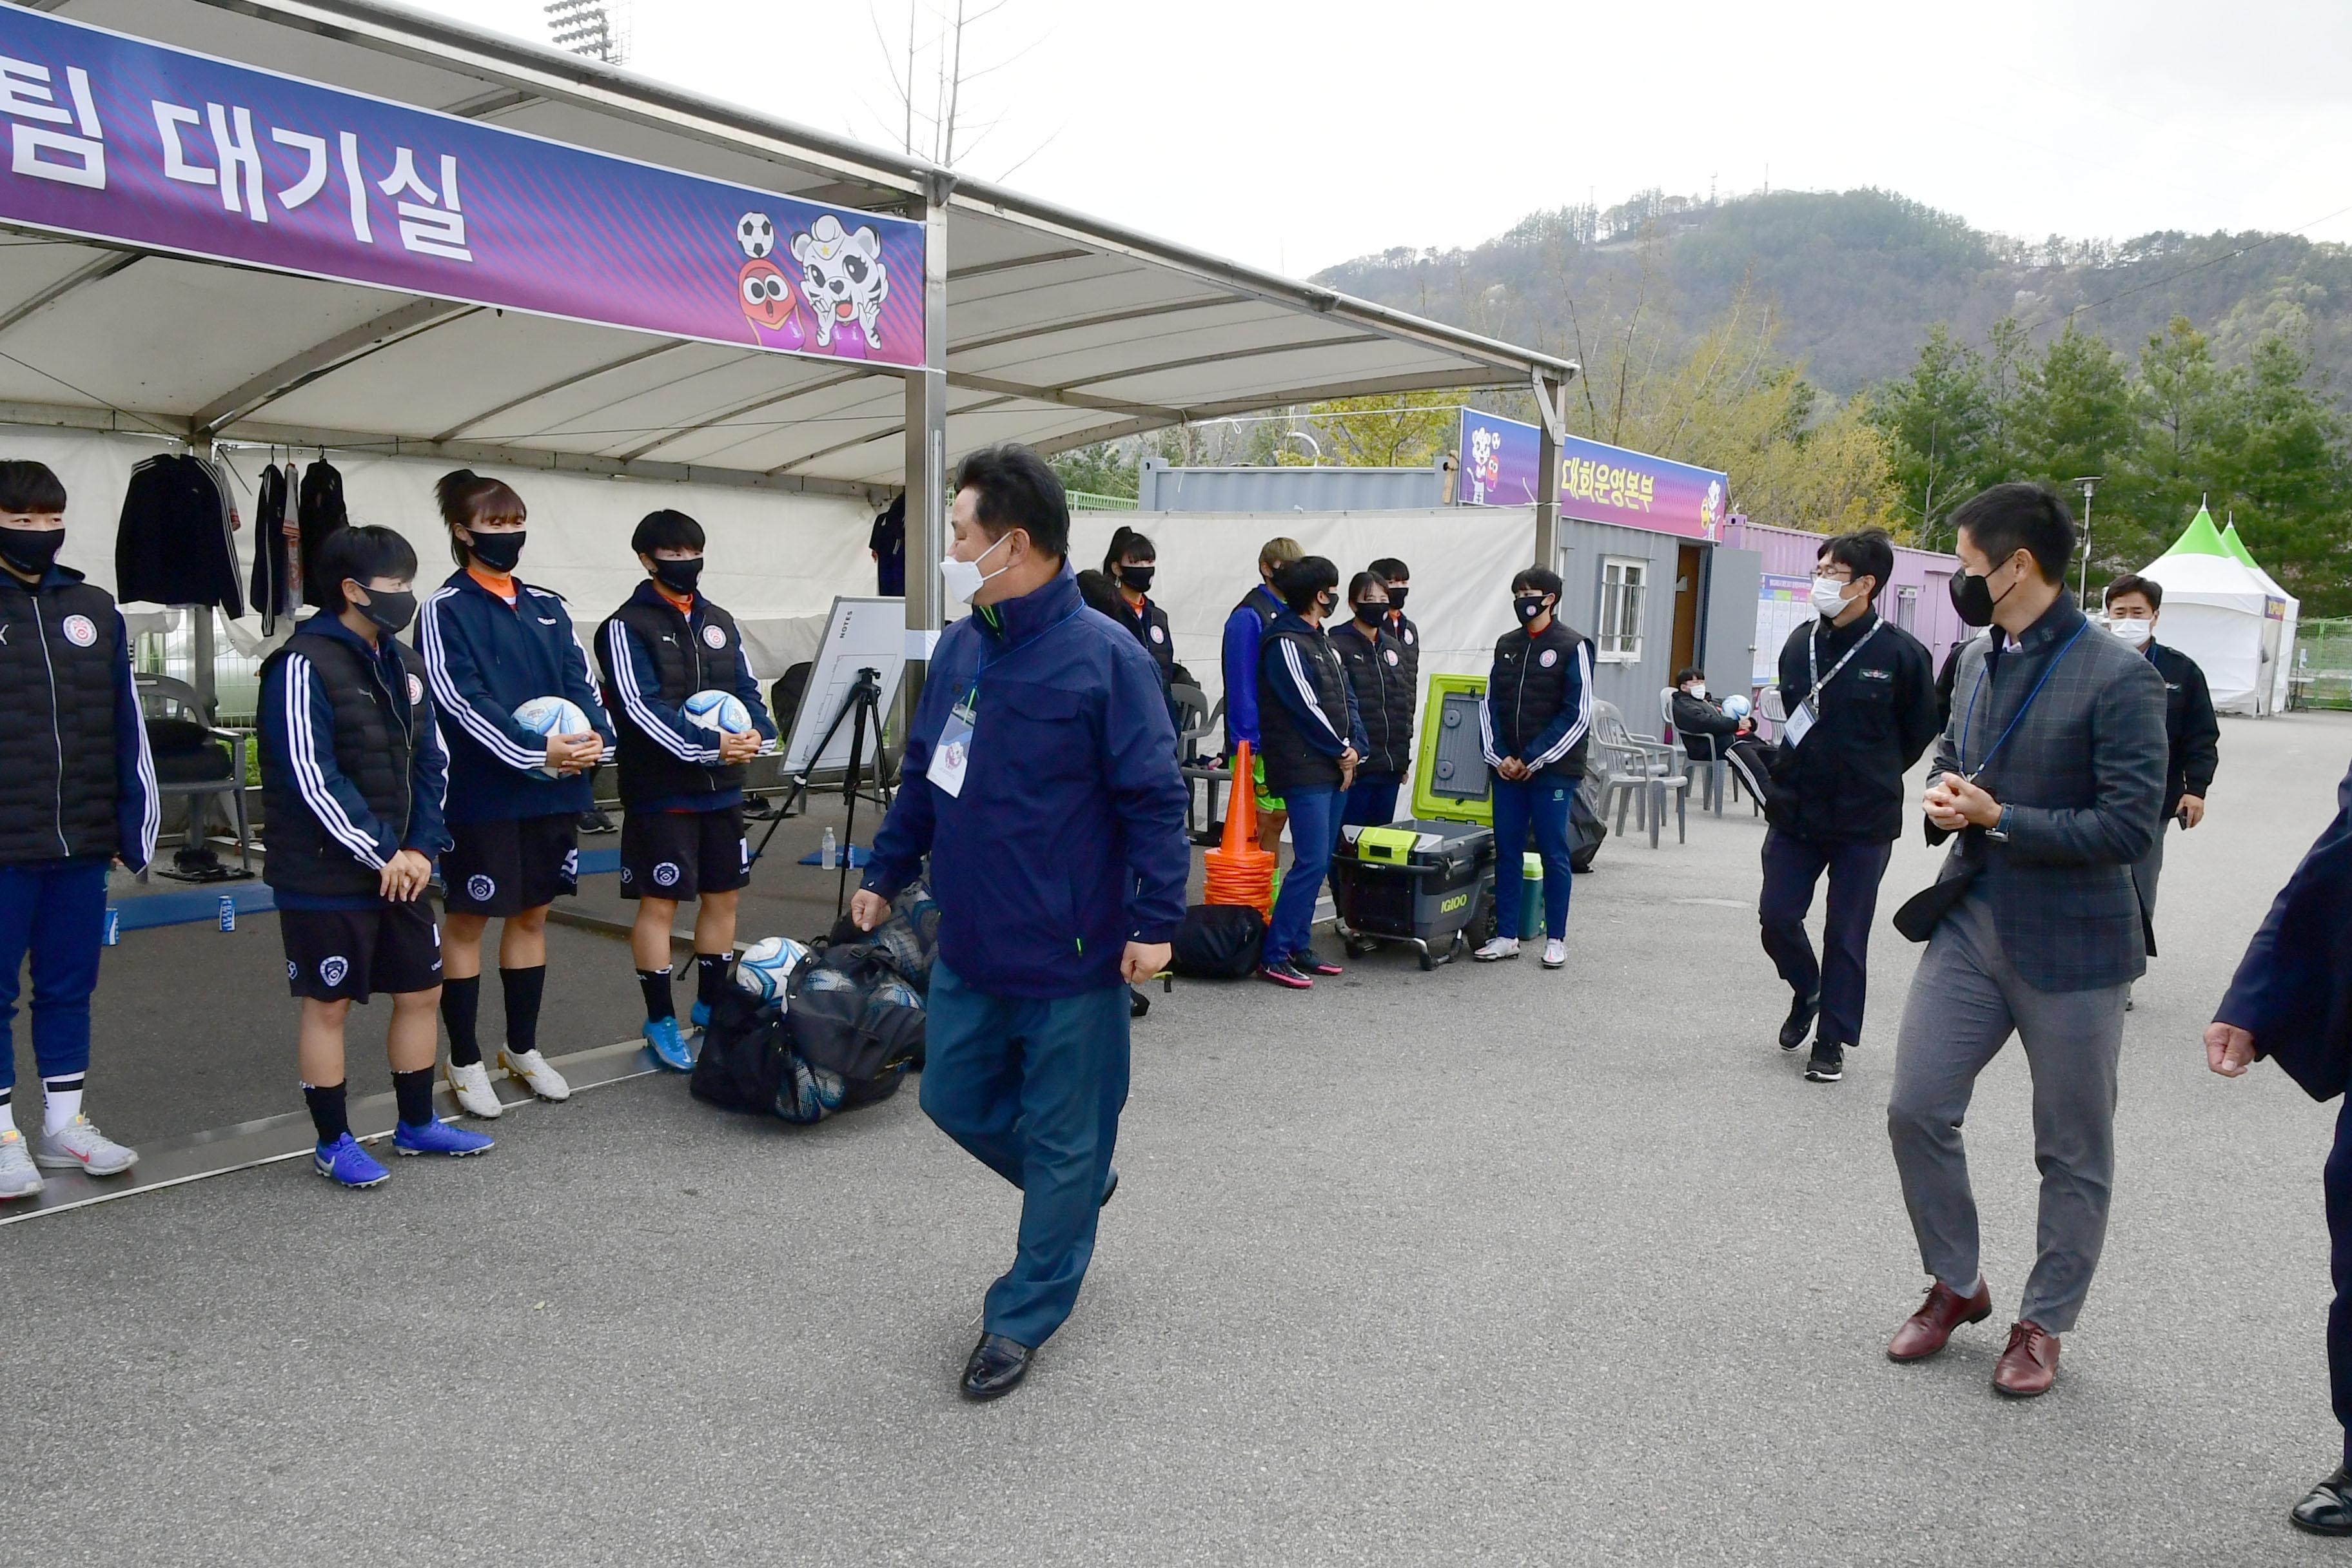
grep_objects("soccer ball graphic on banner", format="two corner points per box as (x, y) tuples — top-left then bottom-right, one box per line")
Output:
(683, 689), (754, 737)
(513, 695), (593, 776)
(734, 936), (810, 1005)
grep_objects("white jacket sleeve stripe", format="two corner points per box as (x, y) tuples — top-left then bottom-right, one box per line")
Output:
(1527, 642), (1595, 770)
(286, 654), (386, 868)
(1281, 640), (1342, 741)
(420, 588), (544, 771)
(604, 618), (717, 763)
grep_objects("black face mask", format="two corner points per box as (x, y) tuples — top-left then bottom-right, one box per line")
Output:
(1948, 560), (2014, 629)
(1514, 594), (1549, 625)
(1353, 602), (1386, 628)
(1385, 585), (1408, 612)
(1315, 593), (1339, 618)
(1119, 564), (1155, 593)
(652, 556), (705, 595)
(465, 529), (527, 573)
(0, 526), (64, 576)
(349, 585), (416, 637)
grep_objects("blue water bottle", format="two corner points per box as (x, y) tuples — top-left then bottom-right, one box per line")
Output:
(217, 894), (237, 933)
(102, 906), (121, 946)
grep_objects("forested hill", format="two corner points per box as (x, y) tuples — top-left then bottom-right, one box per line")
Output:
(1314, 189), (2352, 400)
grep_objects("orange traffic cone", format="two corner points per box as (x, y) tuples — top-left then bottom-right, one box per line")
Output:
(1203, 740), (1276, 919)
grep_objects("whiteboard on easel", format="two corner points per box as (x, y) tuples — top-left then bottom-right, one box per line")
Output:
(781, 596), (907, 776)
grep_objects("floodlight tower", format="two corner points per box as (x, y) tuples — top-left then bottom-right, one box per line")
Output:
(545, 1), (626, 65)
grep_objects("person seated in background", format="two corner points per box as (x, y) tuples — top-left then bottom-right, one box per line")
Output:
(1102, 526), (1175, 692)
(1473, 567), (1592, 972)
(1333, 571), (1413, 829)
(1256, 555), (1364, 990)
(1669, 665), (1750, 761)
(1223, 536), (1304, 854)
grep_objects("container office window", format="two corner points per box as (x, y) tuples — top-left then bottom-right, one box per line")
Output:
(1598, 556), (1647, 662)
(1895, 584), (1919, 633)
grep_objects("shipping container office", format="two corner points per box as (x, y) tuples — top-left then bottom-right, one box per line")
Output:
(1720, 518), (1967, 688)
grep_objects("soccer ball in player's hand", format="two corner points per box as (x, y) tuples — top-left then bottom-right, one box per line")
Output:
(683, 689), (754, 736)
(514, 695), (592, 777)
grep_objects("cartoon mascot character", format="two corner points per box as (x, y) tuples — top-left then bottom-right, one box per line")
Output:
(734, 211), (807, 351)
(792, 214), (889, 355)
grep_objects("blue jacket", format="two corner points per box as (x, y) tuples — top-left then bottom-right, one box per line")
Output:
(597, 581), (776, 812)
(257, 614), (451, 910)
(2216, 755), (2352, 1102)
(1220, 583), (1284, 753)
(863, 567), (1190, 999)
(415, 571), (614, 825)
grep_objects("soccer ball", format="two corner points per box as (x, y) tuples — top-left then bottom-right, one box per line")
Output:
(1721, 693), (1754, 720)
(736, 212), (775, 260)
(683, 689), (754, 736)
(513, 695), (593, 777)
(734, 935), (809, 1006)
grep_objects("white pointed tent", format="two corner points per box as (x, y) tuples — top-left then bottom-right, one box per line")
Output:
(2137, 505), (2286, 715)
(2220, 519), (2301, 712)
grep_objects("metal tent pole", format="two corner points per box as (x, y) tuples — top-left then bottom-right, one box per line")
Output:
(901, 171), (952, 721)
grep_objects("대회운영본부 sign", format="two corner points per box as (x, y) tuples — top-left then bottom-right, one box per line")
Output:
(0, 8), (926, 368)
(1456, 409), (1730, 541)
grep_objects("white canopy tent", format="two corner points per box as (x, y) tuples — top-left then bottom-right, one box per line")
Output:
(2220, 520), (2300, 712)
(0, 0), (1577, 685)
(2139, 506), (2285, 716)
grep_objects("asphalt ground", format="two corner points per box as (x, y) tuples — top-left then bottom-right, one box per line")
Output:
(6, 712), (2351, 1565)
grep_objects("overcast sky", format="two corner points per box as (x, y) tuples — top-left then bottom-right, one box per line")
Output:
(424, 0), (2352, 278)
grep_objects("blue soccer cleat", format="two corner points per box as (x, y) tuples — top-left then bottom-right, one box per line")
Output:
(392, 1118), (495, 1157)
(689, 999), (711, 1034)
(642, 1015), (695, 1072)
(314, 1133), (389, 1188)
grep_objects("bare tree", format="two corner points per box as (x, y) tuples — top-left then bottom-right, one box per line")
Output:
(865, 1), (1052, 175)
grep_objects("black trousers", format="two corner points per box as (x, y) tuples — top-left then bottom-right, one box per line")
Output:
(1758, 829), (1894, 1048)
(2328, 1096), (2352, 1464)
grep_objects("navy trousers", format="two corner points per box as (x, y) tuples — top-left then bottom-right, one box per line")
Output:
(1493, 776), (1573, 941)
(1341, 770), (1404, 828)
(1758, 829), (1893, 1048)
(0, 858), (109, 1092)
(2328, 1095), (2352, 1464)
(920, 959), (1130, 1349)
(1267, 784), (1340, 960)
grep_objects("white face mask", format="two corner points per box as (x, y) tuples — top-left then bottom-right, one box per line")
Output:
(1810, 575), (1854, 618)
(1685, 684), (1707, 700)
(939, 530), (1013, 605)
(2108, 615), (2153, 647)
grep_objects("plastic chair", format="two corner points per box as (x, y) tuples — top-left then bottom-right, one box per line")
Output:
(1592, 700), (1687, 848)
(133, 672), (251, 878)
(1173, 685), (1232, 844)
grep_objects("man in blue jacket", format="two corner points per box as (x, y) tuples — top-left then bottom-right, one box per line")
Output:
(852, 444), (1188, 1402)
(0, 460), (156, 1199)
(1221, 535), (1302, 853)
(2208, 757), (2352, 1535)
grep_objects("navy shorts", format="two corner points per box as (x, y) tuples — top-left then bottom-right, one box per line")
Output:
(619, 805), (748, 902)
(442, 814), (579, 916)
(280, 901), (442, 1002)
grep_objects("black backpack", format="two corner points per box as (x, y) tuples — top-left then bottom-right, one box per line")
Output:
(1169, 903), (1265, 979)
(790, 939), (928, 1081)
(1569, 774), (1606, 874)
(689, 987), (794, 1114)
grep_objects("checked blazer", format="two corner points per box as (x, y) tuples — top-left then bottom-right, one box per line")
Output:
(1921, 596), (2169, 992)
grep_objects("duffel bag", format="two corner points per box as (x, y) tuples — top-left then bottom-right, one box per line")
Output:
(689, 988), (794, 1113)
(1169, 903), (1264, 979)
(790, 942), (926, 1082)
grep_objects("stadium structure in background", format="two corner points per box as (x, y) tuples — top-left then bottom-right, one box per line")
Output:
(545, 0), (627, 65)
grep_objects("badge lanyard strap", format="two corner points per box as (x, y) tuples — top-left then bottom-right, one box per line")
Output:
(1805, 618), (1884, 710)
(1955, 621), (2091, 779)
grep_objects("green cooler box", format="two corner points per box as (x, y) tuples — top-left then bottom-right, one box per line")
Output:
(1329, 818), (1496, 969)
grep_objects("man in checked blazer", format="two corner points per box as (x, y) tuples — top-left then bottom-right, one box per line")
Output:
(1879, 482), (2168, 1399)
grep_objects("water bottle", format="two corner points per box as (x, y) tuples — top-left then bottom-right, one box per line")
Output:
(820, 827), (837, 870)
(103, 906), (121, 946)
(217, 894), (237, 932)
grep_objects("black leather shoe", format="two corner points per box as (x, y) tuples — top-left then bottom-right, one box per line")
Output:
(959, 1333), (1034, 1401)
(1780, 991), (1820, 1052)
(2292, 1466), (2352, 1535)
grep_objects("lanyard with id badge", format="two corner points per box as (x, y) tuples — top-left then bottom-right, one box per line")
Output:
(1783, 619), (1883, 749)
(930, 683), (978, 798)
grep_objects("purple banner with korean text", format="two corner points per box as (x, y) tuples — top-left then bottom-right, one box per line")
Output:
(0, 8), (926, 368)
(1455, 408), (1730, 540)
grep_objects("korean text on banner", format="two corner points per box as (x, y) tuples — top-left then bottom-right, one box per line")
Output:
(1456, 409), (1729, 540)
(0, 8), (926, 367)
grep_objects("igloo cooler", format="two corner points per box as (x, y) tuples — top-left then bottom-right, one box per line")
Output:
(1329, 818), (1495, 969)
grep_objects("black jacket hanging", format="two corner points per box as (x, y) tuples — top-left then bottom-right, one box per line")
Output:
(248, 462), (294, 633)
(114, 453), (243, 613)
(296, 457), (349, 609)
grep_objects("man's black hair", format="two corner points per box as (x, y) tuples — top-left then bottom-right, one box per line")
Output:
(1275, 554), (1339, 614)
(1950, 482), (2075, 584)
(1674, 665), (1707, 686)
(1346, 570), (1386, 604)
(1103, 524), (1155, 577)
(631, 508), (705, 556)
(0, 459), (67, 514)
(953, 443), (1069, 558)
(1511, 565), (1563, 598)
(2103, 572), (2163, 612)
(1369, 556), (1409, 582)
(1819, 527), (1896, 602)
(1074, 568), (1122, 619)
(318, 524), (417, 612)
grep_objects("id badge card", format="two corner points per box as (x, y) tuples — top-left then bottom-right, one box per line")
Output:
(1782, 697), (1817, 749)
(931, 698), (977, 798)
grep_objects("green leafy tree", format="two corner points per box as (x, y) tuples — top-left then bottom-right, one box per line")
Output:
(2010, 324), (2137, 578)
(2216, 324), (2352, 611)
(1867, 324), (1992, 548)
(1050, 441), (1141, 501)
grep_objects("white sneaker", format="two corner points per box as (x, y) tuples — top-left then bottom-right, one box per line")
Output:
(0, 1128), (44, 1199)
(445, 1059), (505, 1119)
(1473, 936), (1521, 963)
(1542, 939), (1567, 970)
(32, 1115), (137, 1177)
(501, 1048), (571, 1102)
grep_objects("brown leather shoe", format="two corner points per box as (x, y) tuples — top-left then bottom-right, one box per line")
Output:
(1992, 1320), (2061, 1397)
(1886, 1279), (1994, 1362)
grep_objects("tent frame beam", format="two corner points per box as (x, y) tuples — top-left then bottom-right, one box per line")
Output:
(192, 299), (478, 436)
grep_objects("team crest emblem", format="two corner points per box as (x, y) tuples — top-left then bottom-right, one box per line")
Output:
(1150, 624), (1166, 643)
(1540, 648), (1558, 668)
(60, 614), (95, 647)
(701, 624), (727, 650)
(407, 673), (424, 704)
(1384, 649), (1399, 666)
(1405, 629), (1416, 645)
(319, 956), (349, 987)
(653, 861), (680, 887)
(466, 874), (495, 902)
